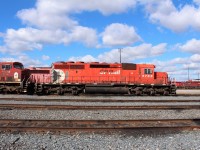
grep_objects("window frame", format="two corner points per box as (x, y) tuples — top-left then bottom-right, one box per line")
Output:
(2, 64), (12, 70)
(144, 68), (152, 74)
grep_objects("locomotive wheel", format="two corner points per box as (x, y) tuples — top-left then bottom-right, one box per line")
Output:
(135, 90), (142, 96)
(72, 89), (78, 95)
(43, 89), (50, 95)
(128, 88), (135, 95)
(163, 90), (169, 96)
(128, 89), (132, 95)
(27, 87), (35, 95)
(17, 88), (22, 94)
(27, 90), (34, 95)
(36, 92), (43, 95)
(2, 88), (7, 94)
(149, 90), (155, 96)
(57, 89), (64, 95)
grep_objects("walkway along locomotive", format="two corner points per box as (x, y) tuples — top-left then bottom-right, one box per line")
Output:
(0, 61), (176, 95)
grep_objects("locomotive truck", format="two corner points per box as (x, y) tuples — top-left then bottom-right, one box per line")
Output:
(0, 61), (176, 95)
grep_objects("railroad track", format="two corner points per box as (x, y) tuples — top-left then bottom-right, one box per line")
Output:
(0, 104), (200, 110)
(0, 97), (199, 132)
(1, 97), (200, 103)
(0, 119), (199, 131)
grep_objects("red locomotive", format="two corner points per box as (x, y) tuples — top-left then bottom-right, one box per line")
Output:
(175, 80), (200, 89)
(0, 62), (30, 93)
(0, 61), (176, 95)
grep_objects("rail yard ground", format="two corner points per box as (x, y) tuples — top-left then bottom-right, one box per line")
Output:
(177, 89), (200, 95)
(0, 89), (200, 149)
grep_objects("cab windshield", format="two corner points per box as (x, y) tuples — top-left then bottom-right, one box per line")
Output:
(13, 63), (24, 69)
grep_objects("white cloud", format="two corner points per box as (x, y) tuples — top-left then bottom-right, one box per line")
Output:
(168, 57), (187, 65)
(17, 0), (136, 29)
(150, 43), (167, 55)
(0, 57), (16, 62)
(194, 0), (200, 5)
(0, 0), (107, 55)
(0, 32), (4, 37)
(178, 38), (200, 53)
(6, 28), (66, 44)
(1, 0), (138, 55)
(0, 26), (98, 54)
(9, 0), (137, 53)
(62, 0), (136, 15)
(42, 55), (50, 61)
(69, 26), (98, 47)
(143, 0), (200, 32)
(1, 28), (61, 54)
(72, 43), (166, 63)
(183, 62), (200, 70)
(119, 43), (166, 62)
(17, 7), (78, 30)
(190, 54), (200, 62)
(102, 23), (141, 47)
(0, 55), (42, 67)
(65, 42), (167, 64)
(68, 55), (97, 62)
(8, 0), (137, 53)
(151, 53), (200, 80)
(18, 55), (42, 67)
(0, 46), (7, 53)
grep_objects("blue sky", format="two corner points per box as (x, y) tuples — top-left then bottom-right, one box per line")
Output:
(0, 0), (200, 81)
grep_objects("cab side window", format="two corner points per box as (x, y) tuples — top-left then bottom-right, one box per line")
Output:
(2, 65), (12, 70)
(144, 68), (152, 74)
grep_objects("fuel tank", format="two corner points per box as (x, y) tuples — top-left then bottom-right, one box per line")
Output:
(85, 84), (128, 94)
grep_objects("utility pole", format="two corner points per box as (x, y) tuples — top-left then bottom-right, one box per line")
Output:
(119, 48), (122, 63)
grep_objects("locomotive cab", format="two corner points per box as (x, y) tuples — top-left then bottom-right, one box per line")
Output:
(0, 62), (24, 82)
(0, 62), (29, 94)
(137, 64), (155, 84)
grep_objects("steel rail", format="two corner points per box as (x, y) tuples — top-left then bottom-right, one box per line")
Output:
(0, 97), (200, 103)
(0, 119), (199, 130)
(0, 104), (200, 110)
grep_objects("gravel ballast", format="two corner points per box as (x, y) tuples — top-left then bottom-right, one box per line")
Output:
(0, 93), (200, 149)
(0, 109), (200, 120)
(0, 130), (200, 150)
